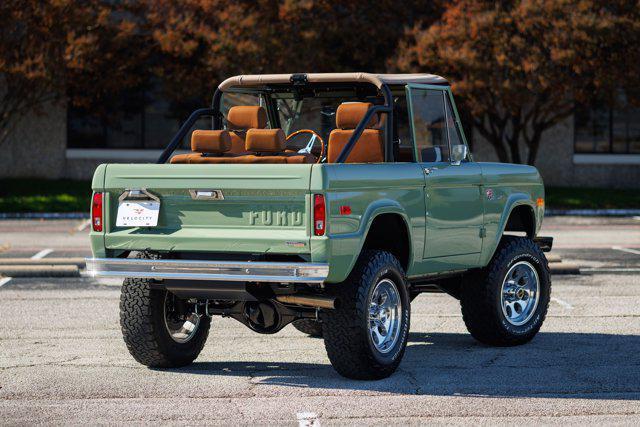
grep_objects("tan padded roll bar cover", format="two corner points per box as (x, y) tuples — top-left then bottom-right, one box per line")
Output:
(218, 73), (448, 91)
(191, 130), (232, 153)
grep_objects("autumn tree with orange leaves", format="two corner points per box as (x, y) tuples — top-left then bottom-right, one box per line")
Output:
(0, 0), (150, 145)
(144, 0), (441, 116)
(1, 0), (441, 144)
(395, 0), (640, 165)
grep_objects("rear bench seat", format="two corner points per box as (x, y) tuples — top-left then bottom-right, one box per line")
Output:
(226, 106), (268, 154)
(171, 129), (315, 164)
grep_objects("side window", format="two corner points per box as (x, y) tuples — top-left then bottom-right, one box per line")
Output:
(409, 88), (450, 162)
(444, 94), (464, 150)
(393, 94), (415, 162)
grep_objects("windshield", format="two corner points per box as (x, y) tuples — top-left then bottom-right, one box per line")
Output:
(273, 91), (384, 153)
(276, 97), (339, 151)
(215, 85), (413, 163)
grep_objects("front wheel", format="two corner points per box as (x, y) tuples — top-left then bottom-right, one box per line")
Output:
(321, 250), (410, 380)
(460, 236), (551, 346)
(120, 278), (210, 367)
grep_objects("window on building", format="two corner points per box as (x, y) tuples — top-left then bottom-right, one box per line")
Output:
(68, 92), (182, 150)
(574, 90), (640, 154)
(67, 88), (213, 150)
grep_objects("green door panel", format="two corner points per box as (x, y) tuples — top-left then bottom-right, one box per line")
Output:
(422, 162), (483, 262)
(406, 84), (483, 270)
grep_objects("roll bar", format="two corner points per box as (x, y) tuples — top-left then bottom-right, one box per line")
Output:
(157, 108), (216, 164)
(158, 81), (395, 164)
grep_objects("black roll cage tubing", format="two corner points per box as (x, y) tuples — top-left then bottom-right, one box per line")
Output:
(157, 108), (217, 164)
(156, 83), (394, 164)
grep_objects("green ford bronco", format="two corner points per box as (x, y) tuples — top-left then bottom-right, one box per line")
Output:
(87, 73), (553, 380)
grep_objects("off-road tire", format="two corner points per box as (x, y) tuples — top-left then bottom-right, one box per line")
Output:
(321, 250), (410, 380)
(460, 236), (551, 346)
(119, 253), (210, 367)
(292, 319), (323, 337)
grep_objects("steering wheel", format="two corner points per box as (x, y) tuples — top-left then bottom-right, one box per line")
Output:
(286, 129), (325, 163)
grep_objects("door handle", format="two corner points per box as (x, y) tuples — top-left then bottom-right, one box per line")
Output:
(189, 189), (225, 200)
(424, 167), (436, 175)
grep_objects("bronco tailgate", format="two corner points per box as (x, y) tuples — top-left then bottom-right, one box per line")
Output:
(98, 163), (314, 255)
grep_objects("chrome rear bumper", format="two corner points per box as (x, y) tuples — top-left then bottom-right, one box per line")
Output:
(85, 258), (329, 283)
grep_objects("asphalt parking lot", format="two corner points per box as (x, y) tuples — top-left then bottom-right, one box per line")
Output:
(0, 217), (639, 424)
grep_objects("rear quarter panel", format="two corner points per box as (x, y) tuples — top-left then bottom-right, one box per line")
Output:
(310, 163), (425, 283)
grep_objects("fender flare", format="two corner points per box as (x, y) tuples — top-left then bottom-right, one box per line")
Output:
(337, 199), (414, 280)
(482, 193), (536, 265)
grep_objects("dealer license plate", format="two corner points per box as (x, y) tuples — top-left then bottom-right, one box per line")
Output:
(116, 201), (160, 227)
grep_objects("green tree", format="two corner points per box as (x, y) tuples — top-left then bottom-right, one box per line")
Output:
(395, 0), (640, 164)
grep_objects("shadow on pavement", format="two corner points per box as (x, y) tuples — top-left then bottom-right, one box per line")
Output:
(167, 332), (640, 399)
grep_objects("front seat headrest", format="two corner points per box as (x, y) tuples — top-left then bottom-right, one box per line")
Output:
(191, 130), (232, 154)
(335, 102), (378, 129)
(227, 106), (268, 130)
(245, 129), (285, 153)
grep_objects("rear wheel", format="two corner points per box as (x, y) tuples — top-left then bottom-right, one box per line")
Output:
(460, 236), (551, 346)
(120, 278), (210, 368)
(321, 250), (410, 380)
(292, 319), (323, 337)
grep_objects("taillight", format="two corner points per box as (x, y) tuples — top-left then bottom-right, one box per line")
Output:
(313, 194), (326, 236)
(91, 192), (103, 232)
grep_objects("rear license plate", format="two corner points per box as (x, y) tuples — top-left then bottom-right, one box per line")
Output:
(116, 201), (160, 227)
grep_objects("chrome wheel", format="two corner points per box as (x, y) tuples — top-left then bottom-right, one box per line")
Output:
(163, 294), (200, 343)
(368, 278), (402, 353)
(501, 261), (540, 326)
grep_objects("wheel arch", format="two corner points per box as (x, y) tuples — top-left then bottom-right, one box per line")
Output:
(335, 200), (413, 282)
(481, 194), (538, 266)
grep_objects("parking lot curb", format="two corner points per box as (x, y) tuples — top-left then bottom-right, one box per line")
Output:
(0, 212), (88, 219)
(0, 265), (80, 277)
(0, 258), (86, 267)
(546, 208), (640, 217)
(549, 263), (581, 275)
(547, 253), (562, 263)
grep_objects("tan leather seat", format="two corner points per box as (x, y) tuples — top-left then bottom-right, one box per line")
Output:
(172, 129), (315, 164)
(170, 107), (316, 164)
(327, 102), (384, 163)
(227, 106), (268, 154)
(245, 129), (315, 164)
(171, 106), (268, 164)
(170, 130), (235, 164)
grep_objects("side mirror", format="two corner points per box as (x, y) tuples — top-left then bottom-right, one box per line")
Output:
(450, 144), (468, 165)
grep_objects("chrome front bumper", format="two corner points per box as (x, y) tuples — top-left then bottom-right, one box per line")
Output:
(85, 258), (329, 283)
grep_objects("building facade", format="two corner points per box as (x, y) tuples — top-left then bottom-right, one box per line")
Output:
(1, 98), (638, 188)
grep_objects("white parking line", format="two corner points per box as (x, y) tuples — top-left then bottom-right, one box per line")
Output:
(297, 412), (320, 427)
(551, 297), (573, 309)
(75, 219), (91, 231)
(0, 277), (12, 287)
(612, 246), (640, 255)
(31, 249), (53, 259)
